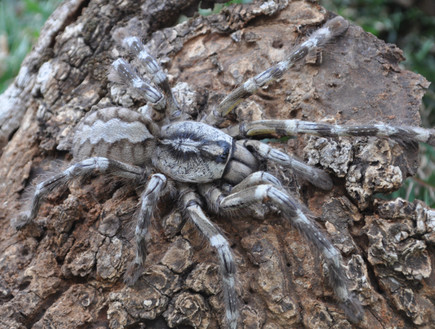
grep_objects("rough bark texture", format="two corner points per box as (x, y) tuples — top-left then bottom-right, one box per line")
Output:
(0, 0), (434, 328)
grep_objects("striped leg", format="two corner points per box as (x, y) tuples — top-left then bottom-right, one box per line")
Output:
(209, 16), (349, 121)
(242, 139), (333, 190)
(242, 119), (435, 146)
(110, 58), (166, 111)
(180, 188), (238, 329)
(230, 171), (282, 193)
(114, 33), (181, 118)
(125, 173), (167, 285)
(201, 182), (364, 323)
(14, 157), (145, 230)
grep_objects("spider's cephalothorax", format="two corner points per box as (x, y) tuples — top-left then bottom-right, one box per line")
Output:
(14, 16), (435, 329)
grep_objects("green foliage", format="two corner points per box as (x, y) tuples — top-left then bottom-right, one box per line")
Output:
(0, 0), (61, 93)
(177, 0), (253, 23)
(379, 143), (435, 208)
(198, 0), (253, 16)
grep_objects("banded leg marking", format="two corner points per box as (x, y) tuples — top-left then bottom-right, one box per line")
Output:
(110, 58), (166, 111)
(243, 139), (333, 190)
(15, 157), (145, 230)
(230, 171), (282, 193)
(125, 173), (167, 285)
(212, 184), (363, 323)
(181, 189), (238, 329)
(243, 119), (435, 146)
(118, 35), (180, 117)
(214, 16), (349, 119)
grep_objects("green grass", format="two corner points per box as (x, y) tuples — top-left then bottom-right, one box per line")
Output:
(0, 0), (61, 93)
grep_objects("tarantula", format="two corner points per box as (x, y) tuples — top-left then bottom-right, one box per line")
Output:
(14, 16), (435, 328)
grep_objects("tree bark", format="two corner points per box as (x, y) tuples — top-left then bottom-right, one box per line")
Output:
(0, 0), (433, 328)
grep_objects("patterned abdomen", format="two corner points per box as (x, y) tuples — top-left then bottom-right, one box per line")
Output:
(72, 107), (153, 166)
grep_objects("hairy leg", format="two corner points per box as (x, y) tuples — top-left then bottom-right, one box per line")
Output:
(125, 173), (168, 285)
(206, 16), (349, 124)
(230, 171), (282, 193)
(110, 58), (166, 111)
(241, 119), (435, 146)
(180, 186), (238, 329)
(113, 32), (180, 118)
(200, 181), (363, 323)
(13, 157), (145, 230)
(242, 139), (333, 190)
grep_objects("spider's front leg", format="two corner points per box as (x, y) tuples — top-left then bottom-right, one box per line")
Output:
(241, 119), (435, 146)
(200, 179), (364, 324)
(206, 16), (349, 125)
(241, 139), (333, 190)
(13, 157), (145, 230)
(180, 187), (238, 329)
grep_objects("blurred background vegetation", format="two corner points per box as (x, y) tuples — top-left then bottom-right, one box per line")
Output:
(0, 0), (60, 92)
(0, 0), (433, 206)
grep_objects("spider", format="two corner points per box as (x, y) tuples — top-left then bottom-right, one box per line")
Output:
(14, 16), (435, 328)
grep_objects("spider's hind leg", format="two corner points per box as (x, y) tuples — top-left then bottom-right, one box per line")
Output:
(110, 58), (167, 112)
(112, 32), (181, 119)
(13, 157), (145, 231)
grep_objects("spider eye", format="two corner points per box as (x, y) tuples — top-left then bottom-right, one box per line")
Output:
(200, 140), (230, 164)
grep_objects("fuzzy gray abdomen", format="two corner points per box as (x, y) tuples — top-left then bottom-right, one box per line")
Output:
(154, 121), (233, 183)
(72, 107), (153, 166)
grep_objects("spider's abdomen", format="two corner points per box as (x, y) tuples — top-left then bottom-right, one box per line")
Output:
(154, 121), (233, 183)
(72, 107), (154, 165)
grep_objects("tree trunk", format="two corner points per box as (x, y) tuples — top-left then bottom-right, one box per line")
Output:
(0, 0), (433, 328)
